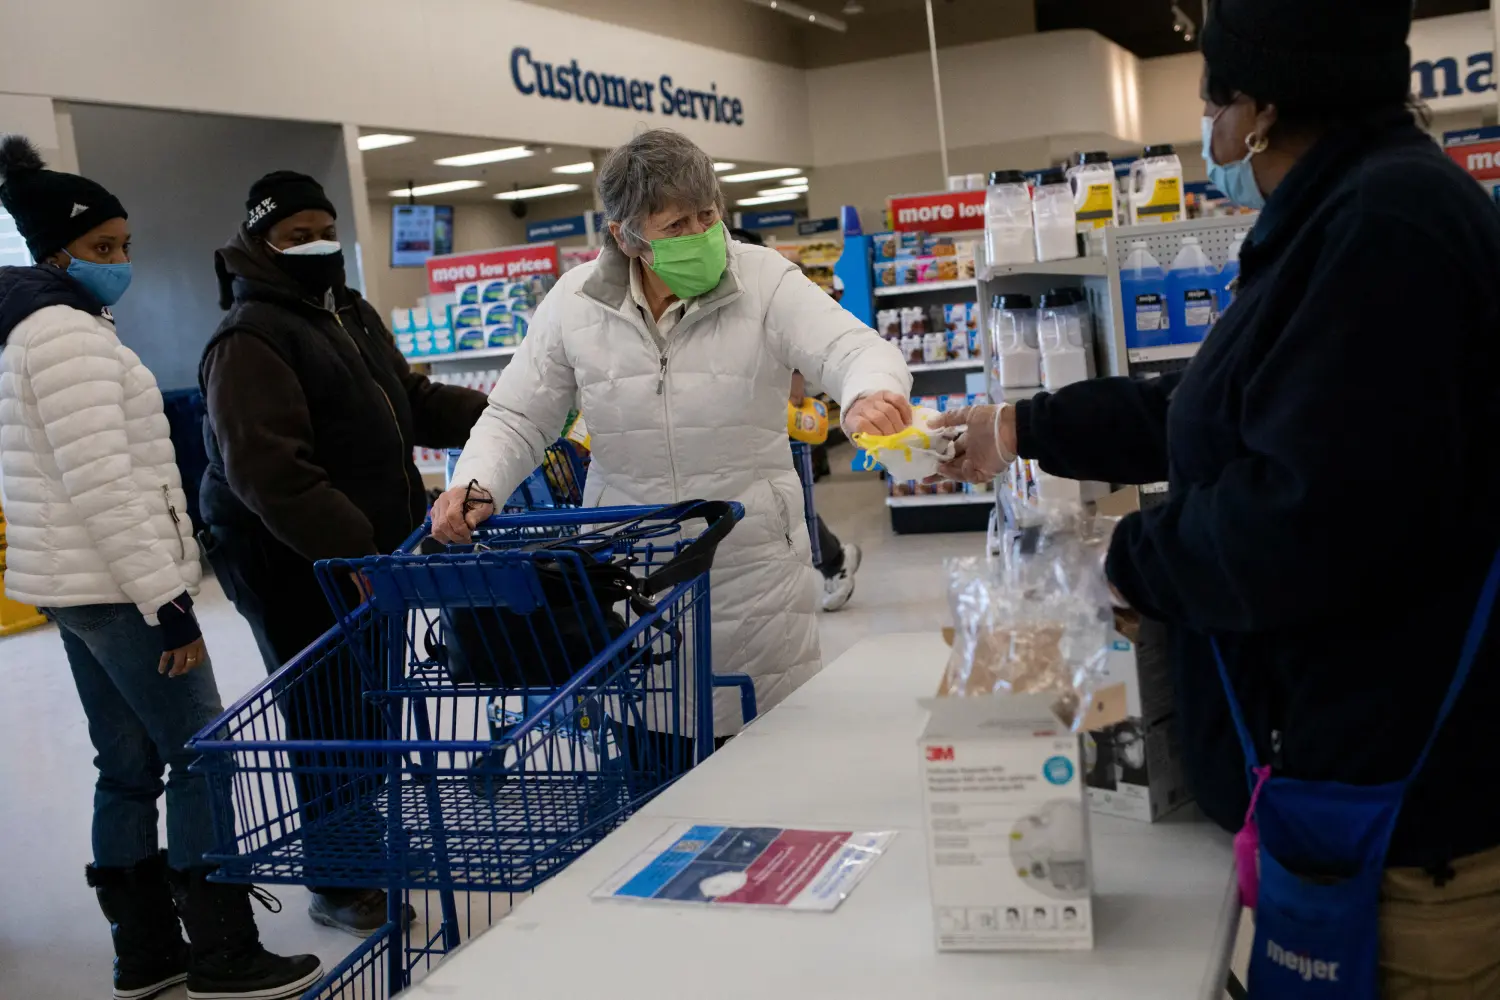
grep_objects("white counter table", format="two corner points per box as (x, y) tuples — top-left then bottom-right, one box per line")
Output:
(405, 633), (1240, 1000)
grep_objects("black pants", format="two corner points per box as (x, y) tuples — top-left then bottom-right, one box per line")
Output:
(813, 516), (844, 579)
(203, 527), (384, 895)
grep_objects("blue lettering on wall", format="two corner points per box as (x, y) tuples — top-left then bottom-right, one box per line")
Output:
(1412, 51), (1496, 100)
(508, 48), (744, 127)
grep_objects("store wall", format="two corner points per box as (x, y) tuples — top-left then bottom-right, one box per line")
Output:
(807, 31), (1142, 169)
(0, 0), (813, 167)
(366, 192), (597, 315)
(68, 103), (355, 391)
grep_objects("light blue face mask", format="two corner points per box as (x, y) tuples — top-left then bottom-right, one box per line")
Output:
(63, 252), (133, 306)
(1202, 112), (1266, 211)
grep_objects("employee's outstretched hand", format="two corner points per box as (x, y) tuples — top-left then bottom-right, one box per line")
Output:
(431, 480), (496, 544)
(843, 391), (912, 436)
(928, 404), (1018, 483)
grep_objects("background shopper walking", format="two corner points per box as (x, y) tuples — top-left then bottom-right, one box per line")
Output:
(0, 135), (320, 1000)
(935, 1), (1500, 994)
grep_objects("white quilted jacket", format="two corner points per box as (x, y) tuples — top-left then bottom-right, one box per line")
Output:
(0, 304), (201, 621)
(453, 239), (910, 735)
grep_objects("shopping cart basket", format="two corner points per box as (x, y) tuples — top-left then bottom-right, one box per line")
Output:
(190, 501), (752, 897)
(444, 438), (588, 511)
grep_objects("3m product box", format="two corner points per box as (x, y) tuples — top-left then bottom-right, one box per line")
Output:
(1080, 624), (1189, 824)
(918, 694), (1093, 952)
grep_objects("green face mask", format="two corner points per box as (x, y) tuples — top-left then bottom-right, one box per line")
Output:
(646, 221), (727, 299)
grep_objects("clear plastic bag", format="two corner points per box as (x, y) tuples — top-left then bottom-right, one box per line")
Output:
(943, 494), (1117, 729)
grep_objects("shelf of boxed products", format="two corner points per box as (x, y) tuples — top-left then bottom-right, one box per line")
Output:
(873, 278), (977, 298)
(885, 492), (995, 508)
(908, 359), (983, 374)
(424, 345), (520, 363)
(979, 256), (1108, 281)
(1125, 343), (1199, 365)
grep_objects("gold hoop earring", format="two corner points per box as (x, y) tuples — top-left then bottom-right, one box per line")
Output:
(1246, 132), (1269, 155)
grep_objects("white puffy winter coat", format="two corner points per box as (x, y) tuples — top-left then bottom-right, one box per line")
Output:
(0, 304), (201, 621)
(452, 238), (910, 735)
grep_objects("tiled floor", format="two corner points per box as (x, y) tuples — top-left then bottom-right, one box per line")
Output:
(0, 450), (991, 999)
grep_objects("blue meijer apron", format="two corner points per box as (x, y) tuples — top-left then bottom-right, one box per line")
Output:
(1213, 544), (1500, 997)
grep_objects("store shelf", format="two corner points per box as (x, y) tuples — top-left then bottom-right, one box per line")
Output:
(909, 359), (984, 374)
(994, 384), (1045, 402)
(423, 345), (520, 363)
(980, 257), (1107, 281)
(886, 492), (995, 508)
(873, 279), (977, 297)
(1126, 343), (1200, 365)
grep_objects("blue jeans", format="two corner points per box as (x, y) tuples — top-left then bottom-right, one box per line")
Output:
(45, 604), (230, 871)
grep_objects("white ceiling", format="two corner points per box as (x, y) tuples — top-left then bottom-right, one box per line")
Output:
(359, 129), (808, 214)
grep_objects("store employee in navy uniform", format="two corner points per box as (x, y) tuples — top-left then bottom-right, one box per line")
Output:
(197, 171), (488, 937)
(934, 0), (1500, 993)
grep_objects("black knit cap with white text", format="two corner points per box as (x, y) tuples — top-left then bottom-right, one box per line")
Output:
(1201, 0), (1414, 109)
(244, 170), (337, 236)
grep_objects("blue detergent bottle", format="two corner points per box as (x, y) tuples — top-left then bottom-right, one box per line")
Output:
(1218, 230), (1247, 312)
(1166, 235), (1219, 344)
(1120, 241), (1170, 349)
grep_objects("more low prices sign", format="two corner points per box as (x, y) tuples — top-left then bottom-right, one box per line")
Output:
(1444, 126), (1500, 182)
(426, 243), (561, 294)
(887, 190), (986, 233)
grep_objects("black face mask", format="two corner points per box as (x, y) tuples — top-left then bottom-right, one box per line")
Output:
(268, 240), (346, 297)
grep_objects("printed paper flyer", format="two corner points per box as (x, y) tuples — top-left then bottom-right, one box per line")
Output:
(593, 824), (893, 912)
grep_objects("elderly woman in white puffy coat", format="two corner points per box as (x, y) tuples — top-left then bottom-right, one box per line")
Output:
(432, 128), (911, 739)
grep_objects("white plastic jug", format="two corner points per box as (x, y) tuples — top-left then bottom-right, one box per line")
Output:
(1218, 230), (1247, 311)
(1032, 169), (1079, 262)
(984, 170), (1036, 267)
(1037, 290), (1089, 390)
(1128, 144), (1185, 225)
(1068, 151), (1117, 233)
(990, 293), (1041, 389)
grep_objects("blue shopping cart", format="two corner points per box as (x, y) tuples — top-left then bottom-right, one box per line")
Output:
(190, 501), (754, 998)
(444, 438), (589, 511)
(790, 441), (821, 568)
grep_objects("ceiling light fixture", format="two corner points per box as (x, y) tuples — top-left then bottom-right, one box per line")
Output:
(743, 0), (846, 33)
(759, 184), (807, 195)
(737, 191), (802, 206)
(388, 180), (485, 197)
(494, 183), (582, 200)
(434, 146), (534, 167)
(713, 162), (738, 172)
(779, 176), (809, 186)
(721, 166), (803, 183)
(358, 133), (416, 151)
(841, 1), (865, 13)
(551, 161), (595, 174)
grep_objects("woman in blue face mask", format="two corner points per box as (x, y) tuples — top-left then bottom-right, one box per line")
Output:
(0, 135), (322, 1000)
(931, 1), (1500, 995)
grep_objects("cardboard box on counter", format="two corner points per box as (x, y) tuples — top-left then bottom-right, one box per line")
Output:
(1080, 625), (1190, 824)
(918, 693), (1093, 952)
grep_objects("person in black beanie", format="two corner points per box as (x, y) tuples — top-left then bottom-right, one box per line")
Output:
(197, 170), (488, 936)
(0, 136), (322, 1000)
(932, 2), (1500, 994)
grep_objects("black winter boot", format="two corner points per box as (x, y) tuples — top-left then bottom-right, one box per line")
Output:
(86, 852), (191, 1000)
(168, 866), (323, 1000)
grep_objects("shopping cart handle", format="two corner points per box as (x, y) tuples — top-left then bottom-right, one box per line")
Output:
(713, 673), (758, 725)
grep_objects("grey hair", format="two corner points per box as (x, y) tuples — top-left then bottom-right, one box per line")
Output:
(596, 129), (725, 251)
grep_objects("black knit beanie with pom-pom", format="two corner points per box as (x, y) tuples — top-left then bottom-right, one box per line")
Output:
(0, 135), (127, 260)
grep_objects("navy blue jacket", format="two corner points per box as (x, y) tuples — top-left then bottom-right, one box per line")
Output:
(1018, 113), (1500, 872)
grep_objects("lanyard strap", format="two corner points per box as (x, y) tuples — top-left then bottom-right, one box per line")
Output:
(1213, 542), (1500, 786)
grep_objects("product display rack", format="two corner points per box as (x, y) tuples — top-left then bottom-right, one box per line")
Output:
(868, 259), (997, 535)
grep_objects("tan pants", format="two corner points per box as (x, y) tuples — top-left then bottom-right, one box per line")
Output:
(1380, 843), (1500, 998)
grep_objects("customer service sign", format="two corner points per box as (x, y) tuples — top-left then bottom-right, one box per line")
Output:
(511, 48), (746, 127)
